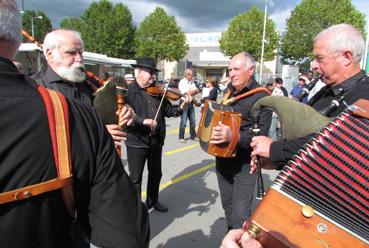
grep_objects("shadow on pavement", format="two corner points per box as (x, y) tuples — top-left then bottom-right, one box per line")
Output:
(149, 159), (219, 240)
(149, 159), (279, 247)
(154, 218), (226, 248)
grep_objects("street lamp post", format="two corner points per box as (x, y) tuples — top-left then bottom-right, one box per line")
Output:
(31, 15), (43, 37)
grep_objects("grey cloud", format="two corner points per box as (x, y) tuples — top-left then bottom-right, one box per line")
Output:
(17, 0), (89, 28)
(19, 0), (299, 30)
(139, 0), (300, 19)
(16, 0), (365, 33)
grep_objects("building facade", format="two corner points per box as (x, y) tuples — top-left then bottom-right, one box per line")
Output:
(162, 32), (229, 82)
(161, 32), (282, 86)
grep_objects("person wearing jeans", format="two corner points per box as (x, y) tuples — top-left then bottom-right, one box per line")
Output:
(178, 68), (199, 143)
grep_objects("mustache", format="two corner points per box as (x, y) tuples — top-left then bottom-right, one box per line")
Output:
(71, 63), (85, 71)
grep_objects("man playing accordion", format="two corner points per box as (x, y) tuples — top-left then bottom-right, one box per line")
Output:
(210, 52), (271, 232)
(221, 23), (369, 247)
(250, 23), (369, 172)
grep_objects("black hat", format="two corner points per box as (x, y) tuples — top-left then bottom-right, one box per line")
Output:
(131, 57), (159, 72)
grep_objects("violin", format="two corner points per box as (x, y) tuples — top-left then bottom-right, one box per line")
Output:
(145, 85), (183, 101)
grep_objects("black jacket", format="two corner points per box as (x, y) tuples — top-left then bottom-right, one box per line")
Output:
(270, 71), (369, 164)
(201, 87), (218, 103)
(0, 57), (149, 248)
(216, 79), (272, 176)
(32, 66), (94, 106)
(125, 81), (182, 148)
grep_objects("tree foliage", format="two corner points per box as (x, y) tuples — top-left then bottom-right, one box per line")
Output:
(280, 0), (366, 64)
(134, 7), (188, 63)
(60, 18), (84, 31)
(60, 0), (135, 58)
(219, 6), (278, 62)
(22, 10), (52, 42)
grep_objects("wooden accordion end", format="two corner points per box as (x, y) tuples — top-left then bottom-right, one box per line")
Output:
(245, 99), (369, 248)
(197, 100), (242, 158)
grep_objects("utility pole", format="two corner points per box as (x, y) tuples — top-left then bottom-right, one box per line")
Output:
(363, 23), (369, 72)
(259, 0), (268, 83)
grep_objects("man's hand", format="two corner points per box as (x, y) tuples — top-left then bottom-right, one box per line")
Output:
(180, 94), (193, 110)
(250, 156), (279, 174)
(143, 119), (157, 133)
(250, 136), (277, 174)
(106, 124), (126, 146)
(250, 136), (273, 158)
(220, 229), (263, 248)
(210, 121), (232, 144)
(117, 104), (135, 127)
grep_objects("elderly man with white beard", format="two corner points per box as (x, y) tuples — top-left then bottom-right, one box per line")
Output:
(32, 29), (132, 147)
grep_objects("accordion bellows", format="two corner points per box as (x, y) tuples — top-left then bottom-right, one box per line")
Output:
(247, 100), (369, 248)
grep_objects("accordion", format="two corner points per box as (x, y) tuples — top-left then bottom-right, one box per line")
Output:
(246, 100), (369, 247)
(197, 100), (242, 158)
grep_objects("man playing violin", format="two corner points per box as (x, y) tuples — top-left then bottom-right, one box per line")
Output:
(210, 52), (271, 231)
(32, 29), (133, 149)
(125, 57), (192, 212)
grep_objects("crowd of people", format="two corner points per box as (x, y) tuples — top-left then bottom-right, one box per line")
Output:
(1, 1), (368, 247)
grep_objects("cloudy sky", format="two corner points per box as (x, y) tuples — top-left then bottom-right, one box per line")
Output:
(17, 0), (369, 33)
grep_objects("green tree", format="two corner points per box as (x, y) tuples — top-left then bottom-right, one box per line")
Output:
(22, 10), (52, 42)
(280, 0), (366, 64)
(219, 6), (278, 61)
(134, 7), (188, 63)
(60, 18), (84, 31)
(60, 0), (135, 58)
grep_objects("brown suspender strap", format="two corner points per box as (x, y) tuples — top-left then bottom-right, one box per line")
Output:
(44, 88), (75, 219)
(0, 86), (75, 219)
(0, 178), (72, 203)
(222, 87), (271, 105)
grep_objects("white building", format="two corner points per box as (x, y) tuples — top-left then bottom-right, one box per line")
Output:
(161, 32), (282, 84)
(161, 32), (229, 82)
(16, 43), (135, 78)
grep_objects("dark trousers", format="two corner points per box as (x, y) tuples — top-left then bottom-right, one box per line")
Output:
(216, 164), (257, 229)
(127, 145), (163, 205)
(179, 104), (196, 139)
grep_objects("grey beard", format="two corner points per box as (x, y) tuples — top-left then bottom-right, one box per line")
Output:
(57, 65), (86, 83)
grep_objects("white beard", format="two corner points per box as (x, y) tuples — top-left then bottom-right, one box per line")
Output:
(56, 63), (86, 83)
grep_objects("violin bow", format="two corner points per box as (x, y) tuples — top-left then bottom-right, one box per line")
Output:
(153, 83), (169, 124)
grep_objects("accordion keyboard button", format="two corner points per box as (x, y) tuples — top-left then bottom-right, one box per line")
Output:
(301, 205), (315, 218)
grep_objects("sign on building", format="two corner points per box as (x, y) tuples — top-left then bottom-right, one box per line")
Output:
(186, 32), (222, 47)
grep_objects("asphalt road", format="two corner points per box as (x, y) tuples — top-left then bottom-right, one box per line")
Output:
(122, 105), (279, 248)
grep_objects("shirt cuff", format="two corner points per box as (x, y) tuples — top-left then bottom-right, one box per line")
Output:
(134, 115), (144, 125)
(270, 140), (284, 163)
